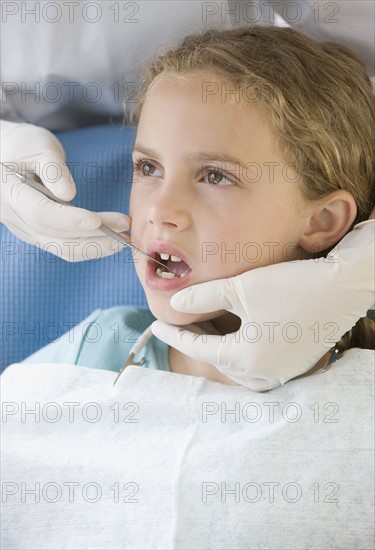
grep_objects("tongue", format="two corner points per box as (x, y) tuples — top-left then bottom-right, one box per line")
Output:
(166, 258), (191, 277)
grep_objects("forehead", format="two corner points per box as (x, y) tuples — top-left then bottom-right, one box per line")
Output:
(142, 70), (262, 116)
(136, 72), (281, 162)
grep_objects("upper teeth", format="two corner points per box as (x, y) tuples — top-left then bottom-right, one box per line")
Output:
(158, 253), (182, 262)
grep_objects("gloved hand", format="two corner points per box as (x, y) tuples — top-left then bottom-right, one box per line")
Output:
(0, 120), (130, 261)
(151, 218), (375, 391)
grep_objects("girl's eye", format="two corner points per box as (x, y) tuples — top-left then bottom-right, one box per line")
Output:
(202, 168), (234, 186)
(133, 159), (162, 177)
(133, 159), (235, 186)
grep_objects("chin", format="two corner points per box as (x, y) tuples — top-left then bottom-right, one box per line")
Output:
(147, 298), (225, 326)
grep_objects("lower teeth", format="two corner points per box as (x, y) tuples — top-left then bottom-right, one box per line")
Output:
(156, 268), (176, 279)
(155, 267), (188, 279)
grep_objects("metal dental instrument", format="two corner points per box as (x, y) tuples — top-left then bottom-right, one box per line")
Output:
(1, 162), (173, 272)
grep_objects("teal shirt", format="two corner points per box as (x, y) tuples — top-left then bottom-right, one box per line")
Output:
(21, 306), (171, 373)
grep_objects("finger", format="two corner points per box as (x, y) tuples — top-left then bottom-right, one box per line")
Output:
(6, 179), (103, 235)
(151, 320), (224, 365)
(95, 212), (131, 232)
(3, 187), (134, 257)
(170, 278), (234, 314)
(33, 153), (77, 202)
(63, 234), (132, 260)
(2, 219), (133, 261)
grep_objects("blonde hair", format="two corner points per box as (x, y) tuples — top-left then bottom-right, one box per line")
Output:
(125, 25), (375, 352)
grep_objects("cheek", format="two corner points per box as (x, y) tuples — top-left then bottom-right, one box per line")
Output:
(199, 210), (258, 272)
(129, 187), (146, 233)
(129, 187), (137, 218)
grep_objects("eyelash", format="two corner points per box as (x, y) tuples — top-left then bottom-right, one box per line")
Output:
(132, 158), (236, 186)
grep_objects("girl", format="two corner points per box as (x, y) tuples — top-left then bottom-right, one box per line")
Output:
(22, 25), (375, 387)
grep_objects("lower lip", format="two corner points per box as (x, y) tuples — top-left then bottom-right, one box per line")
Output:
(145, 260), (192, 291)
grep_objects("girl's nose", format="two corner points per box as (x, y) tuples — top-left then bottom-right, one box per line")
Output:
(147, 182), (192, 230)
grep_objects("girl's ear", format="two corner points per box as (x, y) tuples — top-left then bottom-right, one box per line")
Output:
(298, 190), (357, 253)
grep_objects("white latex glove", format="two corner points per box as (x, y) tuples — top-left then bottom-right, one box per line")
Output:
(0, 120), (130, 261)
(151, 219), (375, 391)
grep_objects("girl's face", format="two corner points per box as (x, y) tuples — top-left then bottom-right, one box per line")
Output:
(129, 72), (310, 326)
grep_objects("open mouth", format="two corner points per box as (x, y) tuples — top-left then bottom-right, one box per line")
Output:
(153, 252), (192, 280)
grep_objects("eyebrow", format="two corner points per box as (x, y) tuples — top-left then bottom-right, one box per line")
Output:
(132, 144), (244, 167)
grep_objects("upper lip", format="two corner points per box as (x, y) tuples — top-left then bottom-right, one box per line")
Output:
(146, 240), (192, 269)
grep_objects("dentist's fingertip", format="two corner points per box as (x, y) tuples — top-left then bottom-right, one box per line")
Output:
(96, 212), (131, 232)
(150, 321), (169, 343)
(150, 320), (161, 334)
(79, 213), (102, 230)
(36, 156), (77, 201)
(170, 288), (191, 310)
(52, 181), (77, 202)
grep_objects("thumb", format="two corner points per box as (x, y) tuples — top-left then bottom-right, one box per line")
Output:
(170, 277), (234, 314)
(151, 320), (223, 365)
(33, 153), (77, 202)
